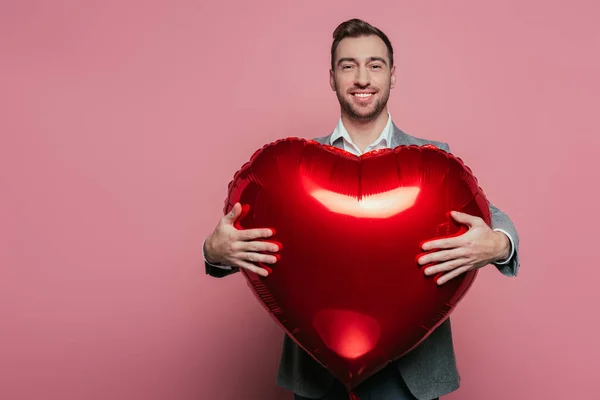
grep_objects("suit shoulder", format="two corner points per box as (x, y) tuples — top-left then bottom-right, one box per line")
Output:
(399, 129), (450, 151)
(310, 135), (331, 145)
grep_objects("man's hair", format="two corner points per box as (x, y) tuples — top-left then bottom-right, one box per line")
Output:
(330, 18), (394, 70)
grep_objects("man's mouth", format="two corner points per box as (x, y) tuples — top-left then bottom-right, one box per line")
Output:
(351, 91), (376, 103)
(351, 92), (376, 98)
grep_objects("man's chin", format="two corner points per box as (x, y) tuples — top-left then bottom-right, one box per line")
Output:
(348, 107), (381, 121)
(338, 96), (386, 121)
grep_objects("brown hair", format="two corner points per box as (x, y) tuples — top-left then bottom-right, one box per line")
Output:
(331, 18), (394, 70)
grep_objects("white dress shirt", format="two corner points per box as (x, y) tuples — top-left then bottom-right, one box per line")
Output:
(204, 113), (514, 268)
(330, 112), (395, 155)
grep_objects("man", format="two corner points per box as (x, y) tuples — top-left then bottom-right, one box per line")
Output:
(203, 18), (519, 400)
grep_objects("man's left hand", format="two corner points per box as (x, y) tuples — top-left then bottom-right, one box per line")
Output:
(418, 211), (511, 285)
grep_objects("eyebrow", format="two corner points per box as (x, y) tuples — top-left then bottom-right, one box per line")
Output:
(337, 57), (388, 66)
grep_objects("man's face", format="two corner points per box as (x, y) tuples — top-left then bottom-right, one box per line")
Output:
(330, 35), (396, 121)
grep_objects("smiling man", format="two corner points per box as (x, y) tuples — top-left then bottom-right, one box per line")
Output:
(203, 18), (520, 400)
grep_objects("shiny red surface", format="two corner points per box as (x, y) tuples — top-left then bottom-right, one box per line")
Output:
(224, 138), (491, 390)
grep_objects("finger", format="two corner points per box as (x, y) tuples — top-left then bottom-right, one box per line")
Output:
(233, 204), (251, 230)
(223, 203), (242, 223)
(422, 236), (463, 251)
(238, 228), (274, 241)
(418, 249), (463, 266)
(436, 265), (471, 285)
(239, 241), (280, 253)
(235, 260), (270, 277)
(423, 258), (469, 276)
(240, 252), (278, 264)
(450, 211), (482, 227)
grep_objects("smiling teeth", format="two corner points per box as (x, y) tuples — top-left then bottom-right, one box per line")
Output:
(354, 93), (373, 97)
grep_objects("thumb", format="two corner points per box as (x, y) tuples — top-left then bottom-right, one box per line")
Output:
(450, 210), (478, 226)
(223, 203), (242, 223)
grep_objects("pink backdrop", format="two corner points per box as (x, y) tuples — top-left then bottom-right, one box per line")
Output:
(1, 1), (598, 399)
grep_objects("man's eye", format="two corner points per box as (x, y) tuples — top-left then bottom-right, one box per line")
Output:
(371, 65), (382, 69)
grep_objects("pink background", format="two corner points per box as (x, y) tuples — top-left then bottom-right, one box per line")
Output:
(1, 1), (598, 399)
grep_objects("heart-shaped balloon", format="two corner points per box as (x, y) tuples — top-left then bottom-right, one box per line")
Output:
(224, 138), (490, 391)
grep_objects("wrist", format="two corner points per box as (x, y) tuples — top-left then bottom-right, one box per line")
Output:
(493, 231), (510, 262)
(204, 235), (220, 264)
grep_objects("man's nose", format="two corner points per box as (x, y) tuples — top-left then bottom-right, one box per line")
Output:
(354, 67), (370, 87)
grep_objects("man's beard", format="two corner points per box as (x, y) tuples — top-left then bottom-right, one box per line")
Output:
(335, 84), (390, 122)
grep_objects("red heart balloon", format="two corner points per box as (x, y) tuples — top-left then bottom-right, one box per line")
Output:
(224, 138), (491, 391)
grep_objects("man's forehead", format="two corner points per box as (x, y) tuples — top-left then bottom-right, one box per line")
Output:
(335, 35), (389, 60)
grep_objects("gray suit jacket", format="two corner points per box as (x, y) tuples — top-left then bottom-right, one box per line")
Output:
(205, 124), (520, 400)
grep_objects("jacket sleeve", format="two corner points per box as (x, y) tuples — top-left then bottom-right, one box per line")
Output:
(441, 142), (520, 277)
(205, 261), (240, 278)
(487, 203), (520, 277)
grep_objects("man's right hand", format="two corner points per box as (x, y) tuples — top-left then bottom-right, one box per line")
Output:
(204, 202), (279, 277)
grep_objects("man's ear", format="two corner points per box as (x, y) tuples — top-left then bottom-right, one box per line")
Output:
(390, 65), (396, 89)
(329, 69), (336, 91)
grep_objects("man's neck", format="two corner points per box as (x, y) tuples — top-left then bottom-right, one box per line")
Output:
(341, 108), (390, 153)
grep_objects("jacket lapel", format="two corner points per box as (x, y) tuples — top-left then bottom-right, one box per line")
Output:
(390, 124), (411, 147)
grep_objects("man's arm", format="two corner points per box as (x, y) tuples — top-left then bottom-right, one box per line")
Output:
(441, 141), (519, 275)
(421, 141), (520, 280)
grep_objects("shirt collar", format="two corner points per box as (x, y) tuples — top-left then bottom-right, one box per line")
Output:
(330, 113), (394, 151)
